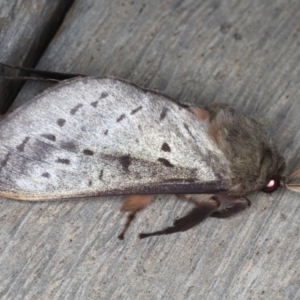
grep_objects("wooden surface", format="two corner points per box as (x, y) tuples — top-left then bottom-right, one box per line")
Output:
(0, 0), (73, 113)
(1, 0), (300, 299)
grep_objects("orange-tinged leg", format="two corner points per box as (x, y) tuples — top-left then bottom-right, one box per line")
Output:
(118, 195), (153, 239)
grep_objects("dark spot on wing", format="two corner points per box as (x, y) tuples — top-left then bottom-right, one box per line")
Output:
(104, 130), (108, 135)
(56, 158), (70, 165)
(83, 149), (94, 156)
(70, 104), (83, 115)
(57, 118), (66, 127)
(131, 106), (143, 115)
(99, 169), (104, 180)
(160, 107), (169, 121)
(117, 114), (126, 122)
(41, 134), (56, 142)
(91, 101), (98, 108)
(119, 155), (131, 172)
(100, 92), (108, 98)
(16, 137), (30, 152)
(158, 157), (174, 168)
(183, 123), (196, 141)
(161, 142), (171, 152)
(88, 180), (93, 186)
(1, 153), (11, 168)
(60, 141), (77, 152)
(42, 172), (50, 178)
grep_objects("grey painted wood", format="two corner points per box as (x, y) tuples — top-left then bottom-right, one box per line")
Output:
(1, 0), (300, 299)
(0, 0), (73, 113)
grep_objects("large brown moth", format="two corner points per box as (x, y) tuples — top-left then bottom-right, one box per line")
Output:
(0, 62), (299, 239)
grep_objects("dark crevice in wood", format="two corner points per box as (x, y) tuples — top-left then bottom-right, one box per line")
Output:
(0, 0), (75, 114)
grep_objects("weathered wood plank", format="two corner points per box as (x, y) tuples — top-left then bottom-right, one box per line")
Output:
(1, 0), (300, 299)
(0, 0), (73, 113)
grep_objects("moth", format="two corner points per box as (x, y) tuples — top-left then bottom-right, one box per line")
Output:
(0, 62), (299, 239)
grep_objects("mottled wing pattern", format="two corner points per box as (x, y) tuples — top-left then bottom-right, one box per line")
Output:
(0, 77), (231, 200)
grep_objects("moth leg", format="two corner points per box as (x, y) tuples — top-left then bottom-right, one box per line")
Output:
(139, 197), (219, 239)
(118, 195), (152, 240)
(211, 197), (250, 218)
(118, 212), (136, 240)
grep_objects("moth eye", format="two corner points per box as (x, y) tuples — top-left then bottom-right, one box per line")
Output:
(262, 178), (280, 193)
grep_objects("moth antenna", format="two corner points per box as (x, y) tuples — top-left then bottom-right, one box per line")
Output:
(287, 166), (300, 179)
(286, 166), (300, 192)
(0, 75), (60, 83)
(0, 62), (83, 81)
(286, 184), (300, 193)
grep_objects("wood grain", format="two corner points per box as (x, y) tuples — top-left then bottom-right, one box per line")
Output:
(0, 0), (73, 113)
(1, 0), (300, 299)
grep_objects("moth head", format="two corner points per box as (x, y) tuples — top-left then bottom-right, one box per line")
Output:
(207, 103), (287, 196)
(285, 166), (300, 193)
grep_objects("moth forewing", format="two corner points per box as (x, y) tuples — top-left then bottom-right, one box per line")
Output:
(0, 77), (231, 201)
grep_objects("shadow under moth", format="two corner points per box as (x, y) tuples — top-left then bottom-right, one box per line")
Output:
(0, 62), (299, 239)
